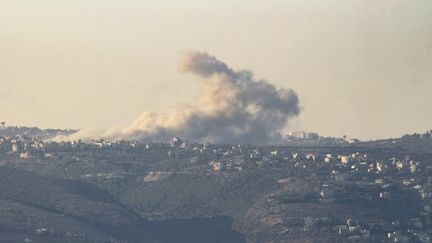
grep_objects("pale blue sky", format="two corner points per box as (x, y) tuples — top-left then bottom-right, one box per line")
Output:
(1, 0), (431, 139)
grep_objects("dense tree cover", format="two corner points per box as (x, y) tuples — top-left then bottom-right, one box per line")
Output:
(0, 167), (245, 243)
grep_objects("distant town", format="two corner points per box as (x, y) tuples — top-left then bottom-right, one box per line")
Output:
(0, 122), (431, 242)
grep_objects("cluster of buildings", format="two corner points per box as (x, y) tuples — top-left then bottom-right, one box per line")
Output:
(0, 126), (431, 241)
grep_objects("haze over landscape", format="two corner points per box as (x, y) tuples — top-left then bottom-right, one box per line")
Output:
(2, 1), (432, 243)
(2, 0), (432, 140)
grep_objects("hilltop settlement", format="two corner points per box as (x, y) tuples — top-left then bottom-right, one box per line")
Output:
(0, 125), (431, 243)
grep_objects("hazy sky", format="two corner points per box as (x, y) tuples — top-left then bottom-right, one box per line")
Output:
(1, 0), (431, 140)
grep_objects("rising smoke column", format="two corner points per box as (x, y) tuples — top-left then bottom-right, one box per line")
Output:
(70, 51), (301, 144)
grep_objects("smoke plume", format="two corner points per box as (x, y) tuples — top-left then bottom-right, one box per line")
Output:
(68, 51), (301, 144)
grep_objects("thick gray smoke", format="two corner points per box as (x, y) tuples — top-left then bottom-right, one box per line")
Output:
(69, 51), (301, 144)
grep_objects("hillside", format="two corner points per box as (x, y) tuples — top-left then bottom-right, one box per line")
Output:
(0, 167), (244, 243)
